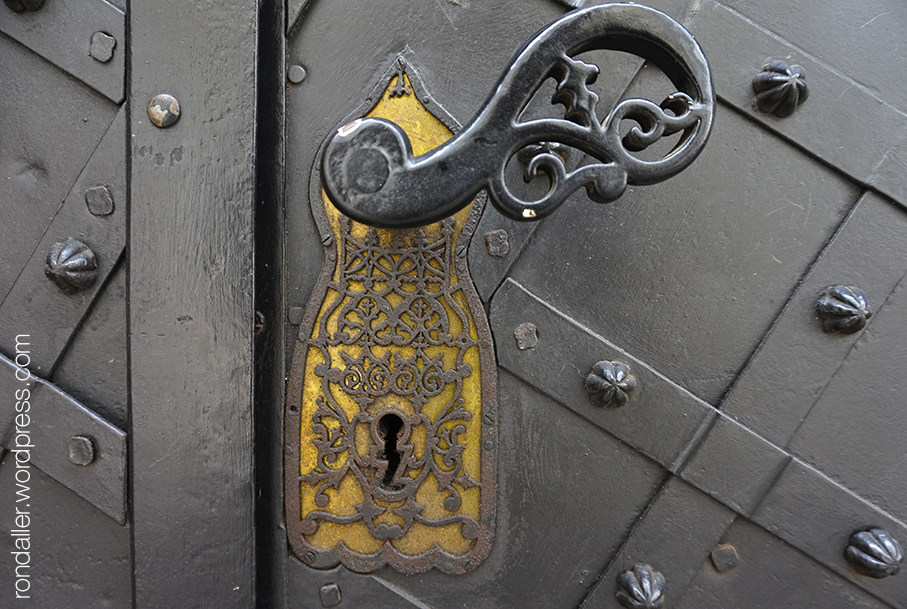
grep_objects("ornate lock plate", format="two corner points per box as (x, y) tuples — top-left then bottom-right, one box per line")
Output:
(285, 58), (497, 575)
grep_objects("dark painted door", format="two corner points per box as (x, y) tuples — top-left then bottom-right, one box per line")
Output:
(2, 0), (907, 608)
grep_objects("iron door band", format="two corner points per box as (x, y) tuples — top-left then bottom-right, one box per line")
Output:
(491, 279), (907, 608)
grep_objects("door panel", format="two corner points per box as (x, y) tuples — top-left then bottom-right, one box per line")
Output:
(3, 0), (907, 606)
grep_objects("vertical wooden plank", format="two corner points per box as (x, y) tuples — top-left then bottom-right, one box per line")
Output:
(129, 1), (257, 605)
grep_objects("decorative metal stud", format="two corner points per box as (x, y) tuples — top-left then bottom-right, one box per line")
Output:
(68, 436), (96, 466)
(585, 360), (637, 408)
(45, 238), (98, 294)
(846, 528), (903, 578)
(616, 563), (665, 609)
(816, 285), (872, 334)
(752, 60), (809, 118)
(288, 64), (307, 84)
(89, 31), (117, 63)
(4, 0), (44, 12)
(147, 94), (181, 128)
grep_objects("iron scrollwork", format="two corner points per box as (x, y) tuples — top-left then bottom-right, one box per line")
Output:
(321, 3), (714, 228)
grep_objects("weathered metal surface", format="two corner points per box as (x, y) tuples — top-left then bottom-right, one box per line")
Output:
(0, 0), (125, 102)
(492, 277), (715, 471)
(491, 277), (907, 605)
(751, 459), (907, 607)
(321, 4), (714, 228)
(676, 519), (893, 609)
(0, 33), (118, 304)
(582, 477), (737, 608)
(0, 354), (127, 523)
(507, 96), (860, 403)
(0, 459), (132, 606)
(287, 63), (497, 575)
(721, 192), (907, 447)
(686, 0), (907, 186)
(0, 106), (126, 375)
(129, 0), (257, 603)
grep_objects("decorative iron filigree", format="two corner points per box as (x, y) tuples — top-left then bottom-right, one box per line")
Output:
(321, 3), (714, 228)
(286, 56), (496, 576)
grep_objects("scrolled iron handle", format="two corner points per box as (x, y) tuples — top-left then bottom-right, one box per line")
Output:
(322, 3), (714, 228)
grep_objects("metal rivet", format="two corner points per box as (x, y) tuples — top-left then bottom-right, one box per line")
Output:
(585, 360), (637, 408)
(846, 528), (903, 578)
(319, 583), (342, 607)
(45, 238), (98, 294)
(484, 229), (510, 258)
(817, 285), (872, 334)
(148, 94), (181, 128)
(89, 31), (117, 63)
(4, 0), (44, 13)
(710, 543), (740, 573)
(303, 551), (316, 564)
(514, 323), (538, 350)
(85, 185), (114, 216)
(288, 64), (307, 84)
(752, 60), (808, 118)
(68, 436), (95, 466)
(616, 563), (665, 609)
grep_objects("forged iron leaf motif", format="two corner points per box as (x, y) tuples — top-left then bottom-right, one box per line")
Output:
(552, 56), (600, 127)
(752, 60), (809, 118)
(616, 563), (666, 609)
(846, 528), (904, 578)
(321, 3), (714, 228)
(816, 285), (872, 334)
(585, 360), (637, 408)
(44, 237), (98, 294)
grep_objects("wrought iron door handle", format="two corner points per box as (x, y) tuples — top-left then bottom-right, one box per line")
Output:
(321, 3), (714, 228)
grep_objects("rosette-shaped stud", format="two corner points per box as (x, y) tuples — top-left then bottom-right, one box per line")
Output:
(752, 60), (808, 118)
(585, 360), (637, 408)
(816, 285), (872, 334)
(846, 528), (903, 578)
(616, 563), (665, 609)
(45, 238), (98, 294)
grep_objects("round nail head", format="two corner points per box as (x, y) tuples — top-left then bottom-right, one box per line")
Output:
(288, 64), (307, 84)
(148, 94), (181, 128)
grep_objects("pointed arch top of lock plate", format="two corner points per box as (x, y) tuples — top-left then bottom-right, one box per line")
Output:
(320, 3), (715, 228)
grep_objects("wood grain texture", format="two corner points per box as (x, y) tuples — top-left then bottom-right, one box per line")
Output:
(129, 0), (257, 605)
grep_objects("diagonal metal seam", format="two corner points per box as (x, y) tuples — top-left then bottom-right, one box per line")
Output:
(784, 264), (907, 446)
(704, 0), (907, 121)
(491, 278), (907, 603)
(0, 106), (122, 310)
(494, 278), (906, 526)
(576, 472), (675, 609)
(0, 352), (128, 524)
(708, 189), (866, 411)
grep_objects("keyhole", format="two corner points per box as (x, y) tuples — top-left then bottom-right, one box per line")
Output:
(377, 413), (404, 489)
